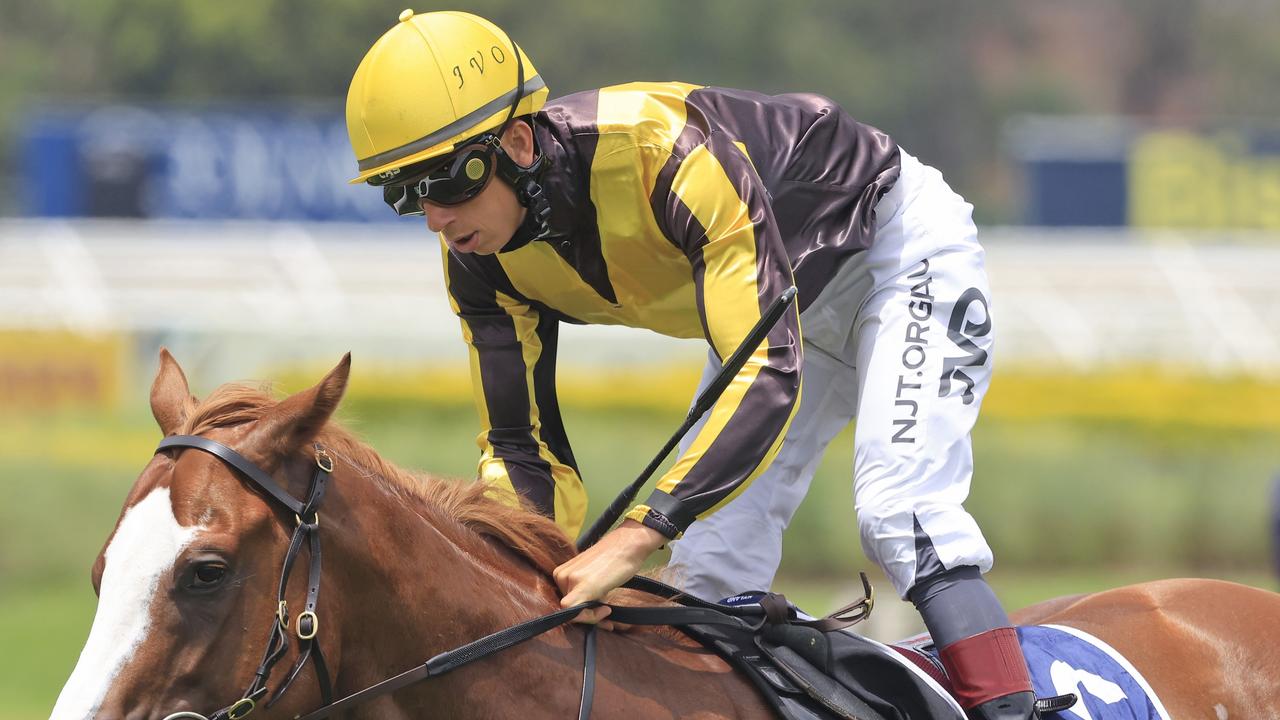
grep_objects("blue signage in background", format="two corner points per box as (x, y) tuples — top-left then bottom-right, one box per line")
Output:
(1022, 157), (1128, 227)
(18, 103), (410, 223)
(1005, 116), (1133, 228)
(1007, 115), (1280, 229)
(28, 105), (1279, 229)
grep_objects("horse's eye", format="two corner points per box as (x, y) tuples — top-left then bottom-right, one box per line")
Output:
(191, 562), (228, 589)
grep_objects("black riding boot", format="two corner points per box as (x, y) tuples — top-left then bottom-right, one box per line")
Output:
(967, 690), (1038, 720)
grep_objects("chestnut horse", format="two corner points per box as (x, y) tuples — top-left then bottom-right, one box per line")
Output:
(52, 353), (1280, 719)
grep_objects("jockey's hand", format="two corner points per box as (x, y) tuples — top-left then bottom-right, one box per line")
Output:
(554, 519), (667, 626)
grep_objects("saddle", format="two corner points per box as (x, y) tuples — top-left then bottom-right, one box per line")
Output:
(614, 576), (964, 720)
(614, 576), (1081, 720)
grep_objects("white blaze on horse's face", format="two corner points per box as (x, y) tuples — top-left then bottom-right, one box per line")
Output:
(51, 487), (202, 719)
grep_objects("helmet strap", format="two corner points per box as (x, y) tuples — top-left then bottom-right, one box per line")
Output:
(489, 31), (552, 240)
(515, 172), (553, 240)
(492, 137), (551, 240)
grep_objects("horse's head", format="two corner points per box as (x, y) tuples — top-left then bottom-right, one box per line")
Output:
(52, 350), (350, 720)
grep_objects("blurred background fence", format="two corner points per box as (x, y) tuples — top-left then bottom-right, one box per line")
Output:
(3, 0), (1279, 716)
(5, 221), (1280, 379)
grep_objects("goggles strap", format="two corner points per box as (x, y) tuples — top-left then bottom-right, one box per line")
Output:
(492, 146), (551, 239)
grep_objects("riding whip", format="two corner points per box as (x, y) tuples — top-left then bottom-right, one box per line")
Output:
(576, 285), (798, 551)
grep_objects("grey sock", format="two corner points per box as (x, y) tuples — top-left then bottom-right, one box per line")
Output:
(907, 517), (1010, 648)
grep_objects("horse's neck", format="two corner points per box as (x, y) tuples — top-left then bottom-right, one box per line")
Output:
(320, 468), (766, 719)
(326, 470), (568, 710)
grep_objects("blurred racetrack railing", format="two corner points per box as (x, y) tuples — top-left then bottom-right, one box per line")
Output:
(2, 219), (1278, 385)
(0, 218), (711, 393)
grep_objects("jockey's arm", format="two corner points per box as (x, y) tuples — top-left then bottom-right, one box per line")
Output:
(624, 135), (803, 542)
(442, 245), (589, 538)
(555, 135), (802, 615)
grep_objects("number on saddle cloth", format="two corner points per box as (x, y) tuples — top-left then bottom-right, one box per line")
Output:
(1015, 625), (1171, 720)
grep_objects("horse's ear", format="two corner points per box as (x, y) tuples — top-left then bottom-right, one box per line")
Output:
(151, 348), (197, 437)
(242, 353), (351, 466)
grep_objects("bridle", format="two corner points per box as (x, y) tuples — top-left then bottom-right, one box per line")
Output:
(157, 434), (334, 720)
(153, 433), (875, 720)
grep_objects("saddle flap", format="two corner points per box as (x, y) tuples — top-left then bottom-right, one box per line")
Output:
(706, 631), (806, 697)
(762, 623), (834, 674)
(732, 650), (805, 695)
(684, 624), (847, 720)
(756, 639), (885, 720)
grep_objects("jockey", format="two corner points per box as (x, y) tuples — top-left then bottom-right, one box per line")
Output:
(347, 11), (1037, 719)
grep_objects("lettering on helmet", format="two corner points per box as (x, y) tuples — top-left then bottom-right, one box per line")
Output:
(451, 45), (509, 89)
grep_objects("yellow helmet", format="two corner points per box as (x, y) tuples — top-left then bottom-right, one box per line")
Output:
(345, 9), (548, 184)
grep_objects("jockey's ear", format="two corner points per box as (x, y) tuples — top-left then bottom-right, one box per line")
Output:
(150, 348), (197, 437)
(242, 353), (351, 468)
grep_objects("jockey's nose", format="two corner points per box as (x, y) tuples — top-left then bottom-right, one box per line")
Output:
(423, 202), (455, 233)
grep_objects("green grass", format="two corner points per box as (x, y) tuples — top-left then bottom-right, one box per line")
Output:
(4, 394), (1279, 716)
(0, 581), (97, 720)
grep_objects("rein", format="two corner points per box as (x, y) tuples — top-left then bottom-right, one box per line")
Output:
(155, 434), (873, 720)
(292, 575), (871, 720)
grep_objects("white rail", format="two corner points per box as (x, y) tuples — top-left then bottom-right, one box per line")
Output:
(2, 220), (1278, 378)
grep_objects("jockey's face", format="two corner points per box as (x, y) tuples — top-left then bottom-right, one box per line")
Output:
(423, 121), (534, 256)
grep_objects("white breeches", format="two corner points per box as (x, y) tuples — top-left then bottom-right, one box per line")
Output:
(668, 150), (997, 600)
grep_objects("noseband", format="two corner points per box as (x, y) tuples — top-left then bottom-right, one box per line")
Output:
(156, 435), (335, 720)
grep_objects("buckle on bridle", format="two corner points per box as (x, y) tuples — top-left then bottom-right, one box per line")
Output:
(315, 447), (334, 473)
(277, 601), (289, 631)
(227, 697), (256, 720)
(297, 611), (320, 640)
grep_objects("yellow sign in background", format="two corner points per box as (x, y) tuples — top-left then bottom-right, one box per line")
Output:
(1130, 130), (1280, 230)
(0, 331), (126, 411)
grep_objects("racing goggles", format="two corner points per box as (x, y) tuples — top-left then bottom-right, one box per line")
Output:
(371, 137), (501, 216)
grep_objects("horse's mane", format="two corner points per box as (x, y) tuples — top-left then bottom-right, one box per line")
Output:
(182, 383), (577, 575)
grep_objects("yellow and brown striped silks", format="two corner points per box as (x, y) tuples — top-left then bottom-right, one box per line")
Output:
(443, 82), (900, 539)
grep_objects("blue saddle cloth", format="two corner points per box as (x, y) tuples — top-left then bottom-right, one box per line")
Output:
(1015, 625), (1171, 719)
